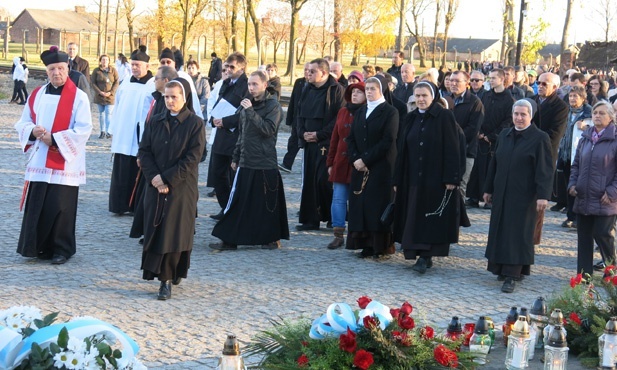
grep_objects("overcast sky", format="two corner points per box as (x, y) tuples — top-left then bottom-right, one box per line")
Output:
(4, 0), (609, 44)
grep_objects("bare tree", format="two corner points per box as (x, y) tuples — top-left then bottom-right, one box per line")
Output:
(500, 0), (515, 64)
(104, 0), (111, 54)
(113, 0), (122, 57)
(431, 0), (441, 67)
(593, 0), (617, 43)
(405, 0), (431, 67)
(231, 0), (239, 50)
(245, 0), (263, 62)
(123, 0), (136, 52)
(441, 0), (458, 65)
(395, 0), (406, 51)
(178, 0), (211, 58)
(262, 9), (290, 63)
(156, 0), (166, 53)
(279, 0), (311, 76)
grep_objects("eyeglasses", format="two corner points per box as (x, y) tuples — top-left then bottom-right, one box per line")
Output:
(160, 60), (173, 65)
(470, 79), (483, 83)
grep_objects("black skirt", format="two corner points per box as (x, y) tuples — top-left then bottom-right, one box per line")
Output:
(17, 182), (79, 258)
(109, 153), (139, 214)
(212, 168), (289, 245)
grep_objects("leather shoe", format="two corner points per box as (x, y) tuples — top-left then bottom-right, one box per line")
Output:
(501, 277), (516, 293)
(207, 190), (216, 197)
(497, 275), (525, 282)
(412, 257), (429, 274)
(51, 255), (67, 265)
(261, 241), (281, 250)
(210, 211), (224, 220)
(295, 223), (319, 231)
(157, 281), (172, 300)
(209, 242), (238, 251)
(594, 261), (607, 271)
(465, 199), (479, 208)
(172, 277), (182, 285)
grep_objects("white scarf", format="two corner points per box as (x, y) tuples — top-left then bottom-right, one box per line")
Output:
(366, 96), (386, 118)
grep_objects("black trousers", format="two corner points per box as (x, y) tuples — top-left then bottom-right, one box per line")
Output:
(577, 214), (616, 274)
(211, 152), (234, 209)
(11, 80), (26, 103)
(282, 123), (300, 169)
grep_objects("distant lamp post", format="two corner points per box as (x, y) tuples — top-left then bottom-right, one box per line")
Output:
(515, 0), (528, 66)
(410, 42), (418, 65)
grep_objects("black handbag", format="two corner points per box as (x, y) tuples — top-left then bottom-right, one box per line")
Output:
(380, 202), (395, 226)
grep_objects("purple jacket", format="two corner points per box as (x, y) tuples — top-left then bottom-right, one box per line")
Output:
(568, 124), (617, 216)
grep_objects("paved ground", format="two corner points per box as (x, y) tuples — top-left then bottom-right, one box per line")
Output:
(0, 75), (591, 369)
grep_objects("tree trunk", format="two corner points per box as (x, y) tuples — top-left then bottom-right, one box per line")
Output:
(231, 0), (238, 51)
(559, 0), (575, 76)
(113, 0), (121, 57)
(246, 0), (261, 63)
(97, 0), (104, 56)
(284, 6), (299, 76)
(333, 0), (341, 61)
(350, 42), (359, 66)
(104, 0), (111, 54)
(157, 0), (165, 53)
(432, 0), (441, 67)
(395, 0), (406, 51)
(442, 25), (449, 66)
(180, 0), (189, 57)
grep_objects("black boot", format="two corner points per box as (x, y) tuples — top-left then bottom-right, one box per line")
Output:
(157, 280), (172, 300)
(412, 257), (428, 274)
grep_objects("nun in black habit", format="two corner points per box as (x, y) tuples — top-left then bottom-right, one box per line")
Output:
(138, 77), (205, 300)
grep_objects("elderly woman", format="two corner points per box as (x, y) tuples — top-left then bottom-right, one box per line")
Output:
(139, 77), (205, 300)
(91, 54), (119, 138)
(393, 81), (460, 273)
(483, 99), (553, 293)
(347, 77), (399, 258)
(557, 85), (592, 228)
(569, 101), (617, 274)
(326, 82), (366, 249)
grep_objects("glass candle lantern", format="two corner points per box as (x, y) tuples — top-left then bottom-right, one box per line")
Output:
(503, 306), (519, 346)
(470, 316), (492, 364)
(518, 307), (537, 361)
(505, 317), (531, 369)
(217, 335), (246, 370)
(543, 309), (565, 351)
(463, 322), (475, 347)
(544, 325), (568, 370)
(446, 316), (463, 341)
(530, 297), (549, 353)
(598, 317), (617, 370)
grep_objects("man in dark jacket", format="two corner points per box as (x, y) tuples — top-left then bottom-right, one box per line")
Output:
(393, 63), (415, 104)
(387, 51), (404, 85)
(504, 66), (525, 100)
(209, 52), (251, 220)
(210, 70), (289, 250)
(469, 70), (486, 100)
(208, 52), (223, 88)
(279, 63), (309, 172)
(533, 72), (569, 165)
(466, 69), (515, 208)
(296, 58), (345, 230)
(67, 42), (90, 80)
(449, 71), (485, 198)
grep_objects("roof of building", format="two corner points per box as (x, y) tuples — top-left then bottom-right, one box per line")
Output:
(15, 9), (99, 33)
(538, 43), (562, 57)
(577, 41), (617, 68)
(421, 38), (501, 54)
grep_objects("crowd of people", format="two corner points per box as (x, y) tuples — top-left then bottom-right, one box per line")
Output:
(11, 44), (617, 299)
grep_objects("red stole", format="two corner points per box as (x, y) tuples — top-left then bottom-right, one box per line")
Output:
(28, 78), (78, 171)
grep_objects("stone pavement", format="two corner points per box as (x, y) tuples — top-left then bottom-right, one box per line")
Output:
(0, 76), (591, 369)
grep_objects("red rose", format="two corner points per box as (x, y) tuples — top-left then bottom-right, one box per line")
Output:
(390, 308), (401, 319)
(569, 312), (582, 326)
(400, 302), (413, 315)
(353, 349), (374, 370)
(421, 325), (435, 340)
(357, 296), (372, 309)
(339, 328), (357, 353)
(297, 354), (309, 367)
(570, 277), (577, 288)
(363, 315), (378, 329)
(301, 341), (308, 347)
(434, 344), (459, 368)
(612, 276), (617, 286)
(398, 315), (415, 330)
(606, 265), (616, 274)
(605, 276), (612, 283)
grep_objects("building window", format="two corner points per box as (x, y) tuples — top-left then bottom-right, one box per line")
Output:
(24, 30), (29, 43)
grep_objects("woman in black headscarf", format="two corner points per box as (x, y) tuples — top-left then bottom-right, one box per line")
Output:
(346, 77), (399, 258)
(138, 77), (205, 300)
(393, 81), (461, 274)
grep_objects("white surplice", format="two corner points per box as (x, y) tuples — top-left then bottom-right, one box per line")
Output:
(108, 77), (155, 156)
(14, 84), (92, 186)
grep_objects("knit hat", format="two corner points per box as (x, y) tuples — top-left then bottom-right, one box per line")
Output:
(159, 48), (175, 61)
(348, 70), (363, 82)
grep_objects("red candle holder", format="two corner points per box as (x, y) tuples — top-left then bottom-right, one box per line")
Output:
(463, 323), (475, 346)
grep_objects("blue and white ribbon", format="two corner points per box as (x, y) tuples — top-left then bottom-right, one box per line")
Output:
(357, 301), (393, 330)
(0, 319), (140, 370)
(309, 303), (357, 339)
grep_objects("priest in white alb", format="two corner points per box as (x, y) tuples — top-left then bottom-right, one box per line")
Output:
(107, 48), (155, 215)
(15, 46), (92, 265)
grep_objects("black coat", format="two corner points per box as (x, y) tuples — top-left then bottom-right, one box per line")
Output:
(453, 91), (484, 158)
(393, 103), (461, 244)
(286, 77), (306, 126)
(70, 55), (90, 80)
(484, 125), (553, 265)
(211, 74), (251, 156)
(532, 92), (569, 165)
(138, 108), (206, 255)
(208, 58), (223, 86)
(297, 75), (345, 148)
(347, 102), (399, 232)
(393, 82), (414, 104)
(481, 89), (515, 143)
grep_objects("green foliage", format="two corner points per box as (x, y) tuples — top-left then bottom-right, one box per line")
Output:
(521, 19), (548, 65)
(548, 269), (617, 367)
(245, 316), (476, 369)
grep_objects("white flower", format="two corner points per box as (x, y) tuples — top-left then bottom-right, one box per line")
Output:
(67, 337), (87, 353)
(4, 315), (25, 331)
(117, 357), (148, 370)
(65, 351), (84, 370)
(53, 351), (71, 368)
(0, 306), (42, 331)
